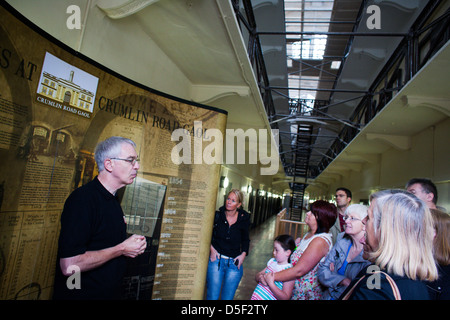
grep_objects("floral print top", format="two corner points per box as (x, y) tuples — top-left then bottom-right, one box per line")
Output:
(291, 232), (332, 300)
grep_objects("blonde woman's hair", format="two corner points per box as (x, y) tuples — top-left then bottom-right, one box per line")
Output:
(227, 189), (244, 207)
(369, 190), (438, 281)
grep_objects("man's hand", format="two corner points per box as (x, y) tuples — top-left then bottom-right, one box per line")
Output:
(60, 235), (147, 275)
(121, 234), (147, 258)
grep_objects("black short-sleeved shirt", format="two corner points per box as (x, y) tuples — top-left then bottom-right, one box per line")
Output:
(52, 176), (127, 300)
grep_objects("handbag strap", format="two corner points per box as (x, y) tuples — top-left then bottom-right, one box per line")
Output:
(381, 271), (401, 300)
(342, 270), (401, 300)
(341, 274), (367, 300)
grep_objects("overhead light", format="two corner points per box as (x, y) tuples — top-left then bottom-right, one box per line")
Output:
(330, 61), (341, 69)
(220, 176), (229, 188)
(286, 118), (328, 125)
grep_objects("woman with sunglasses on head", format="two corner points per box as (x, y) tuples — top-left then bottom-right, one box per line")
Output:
(318, 204), (371, 300)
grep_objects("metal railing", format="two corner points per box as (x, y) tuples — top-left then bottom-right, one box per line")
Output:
(275, 208), (308, 239)
(232, 0), (449, 180)
(311, 1), (450, 177)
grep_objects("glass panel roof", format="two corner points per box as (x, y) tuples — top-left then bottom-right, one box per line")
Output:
(284, 0), (334, 101)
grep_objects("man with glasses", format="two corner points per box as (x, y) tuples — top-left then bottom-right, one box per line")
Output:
(330, 187), (352, 244)
(53, 136), (147, 299)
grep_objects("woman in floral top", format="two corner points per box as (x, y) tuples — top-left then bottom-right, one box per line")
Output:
(257, 200), (337, 300)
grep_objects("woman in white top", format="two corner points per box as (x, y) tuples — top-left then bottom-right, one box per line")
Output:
(257, 200), (337, 300)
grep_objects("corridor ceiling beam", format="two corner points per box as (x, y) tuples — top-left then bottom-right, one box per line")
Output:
(257, 31), (409, 37)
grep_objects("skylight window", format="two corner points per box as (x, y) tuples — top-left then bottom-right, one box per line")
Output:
(290, 35), (328, 60)
(330, 60), (341, 69)
(284, 0), (335, 105)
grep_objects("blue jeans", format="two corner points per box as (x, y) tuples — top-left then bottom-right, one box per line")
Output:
(206, 257), (243, 300)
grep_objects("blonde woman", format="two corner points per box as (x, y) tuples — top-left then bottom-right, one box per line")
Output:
(206, 189), (250, 300)
(343, 190), (438, 300)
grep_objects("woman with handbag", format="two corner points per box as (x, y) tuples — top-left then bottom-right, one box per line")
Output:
(341, 190), (438, 300)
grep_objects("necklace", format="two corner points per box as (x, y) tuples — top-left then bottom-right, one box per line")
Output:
(226, 210), (238, 225)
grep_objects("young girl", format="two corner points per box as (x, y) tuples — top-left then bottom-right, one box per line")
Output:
(251, 234), (296, 300)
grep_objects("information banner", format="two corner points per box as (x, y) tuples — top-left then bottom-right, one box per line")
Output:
(0, 4), (226, 300)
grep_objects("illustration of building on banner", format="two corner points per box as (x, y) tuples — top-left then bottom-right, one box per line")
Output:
(36, 52), (98, 117)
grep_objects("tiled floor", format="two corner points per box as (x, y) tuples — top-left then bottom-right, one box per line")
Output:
(234, 214), (277, 300)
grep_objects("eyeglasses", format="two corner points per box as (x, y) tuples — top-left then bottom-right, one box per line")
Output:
(343, 215), (361, 222)
(110, 157), (140, 165)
